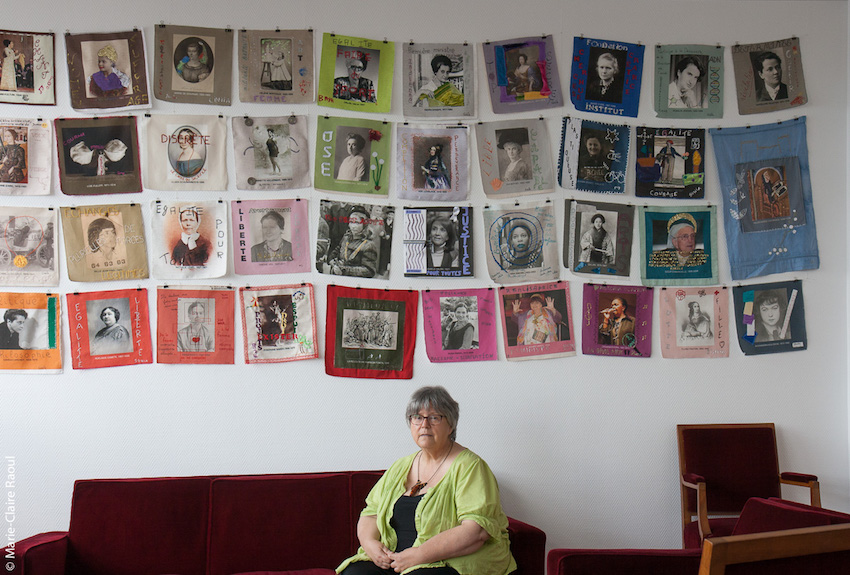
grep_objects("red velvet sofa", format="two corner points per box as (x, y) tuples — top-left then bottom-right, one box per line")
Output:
(547, 498), (850, 575)
(6, 472), (546, 575)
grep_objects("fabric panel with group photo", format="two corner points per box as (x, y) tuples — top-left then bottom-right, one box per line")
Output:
(317, 199), (393, 280)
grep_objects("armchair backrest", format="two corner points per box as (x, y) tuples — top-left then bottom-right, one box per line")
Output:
(678, 423), (781, 518)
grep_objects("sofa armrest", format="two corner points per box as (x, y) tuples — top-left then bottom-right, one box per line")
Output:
(4, 531), (68, 575)
(508, 517), (546, 575)
(547, 548), (702, 575)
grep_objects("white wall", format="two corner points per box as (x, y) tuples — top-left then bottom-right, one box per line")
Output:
(2, 0), (848, 553)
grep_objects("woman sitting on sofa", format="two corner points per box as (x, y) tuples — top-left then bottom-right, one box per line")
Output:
(337, 386), (515, 575)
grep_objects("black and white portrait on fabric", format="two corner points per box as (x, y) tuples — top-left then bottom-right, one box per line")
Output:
(439, 296), (478, 351)
(654, 45), (723, 119)
(85, 296), (132, 356)
(483, 202), (559, 285)
(403, 206), (472, 278)
(733, 280), (806, 355)
(659, 287), (728, 359)
(397, 124), (469, 202)
(176, 297), (215, 353)
(333, 125), (371, 182)
(231, 115), (310, 190)
(675, 296), (715, 346)
(476, 118), (554, 198)
(731, 37), (807, 115)
(567, 199), (634, 277)
(585, 46), (627, 105)
(403, 43), (473, 118)
(317, 200), (393, 280)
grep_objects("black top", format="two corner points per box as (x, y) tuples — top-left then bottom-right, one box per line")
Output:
(390, 494), (424, 551)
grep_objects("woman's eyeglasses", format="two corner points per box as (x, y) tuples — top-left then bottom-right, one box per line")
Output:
(409, 414), (444, 425)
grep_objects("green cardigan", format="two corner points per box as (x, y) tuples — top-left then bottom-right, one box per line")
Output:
(337, 449), (516, 575)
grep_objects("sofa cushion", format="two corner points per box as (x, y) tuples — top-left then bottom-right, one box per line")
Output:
(732, 498), (849, 536)
(66, 477), (211, 575)
(208, 473), (353, 575)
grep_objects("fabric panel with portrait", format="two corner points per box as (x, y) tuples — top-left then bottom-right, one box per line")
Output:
(654, 45), (723, 119)
(240, 284), (318, 364)
(157, 286), (235, 365)
(567, 199), (634, 277)
(660, 286), (729, 359)
(639, 205), (718, 286)
(581, 283), (653, 358)
(317, 33), (394, 114)
(482, 35), (563, 113)
(498, 281), (575, 361)
(153, 25), (232, 106)
(403, 43), (474, 118)
(731, 37), (807, 115)
(237, 29), (313, 104)
(0, 292), (61, 372)
(0, 30), (55, 105)
(149, 200), (226, 280)
(570, 36), (644, 117)
(232, 199), (310, 276)
(483, 202), (558, 285)
(0, 206), (58, 286)
(733, 280), (807, 355)
(559, 118), (630, 194)
(396, 124), (469, 201)
(404, 206), (472, 278)
(231, 115), (311, 190)
(476, 118), (554, 198)
(422, 289), (497, 363)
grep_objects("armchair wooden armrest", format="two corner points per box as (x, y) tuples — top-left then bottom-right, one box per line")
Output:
(698, 523), (850, 575)
(779, 472), (821, 507)
(682, 474), (711, 541)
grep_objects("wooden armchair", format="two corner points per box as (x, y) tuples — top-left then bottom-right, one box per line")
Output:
(677, 423), (820, 548)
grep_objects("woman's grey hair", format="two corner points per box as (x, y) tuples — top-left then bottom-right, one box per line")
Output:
(405, 386), (459, 441)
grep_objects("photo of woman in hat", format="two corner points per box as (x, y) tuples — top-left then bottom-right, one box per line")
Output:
(495, 127), (531, 182)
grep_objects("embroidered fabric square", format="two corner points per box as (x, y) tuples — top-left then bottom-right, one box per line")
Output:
(153, 25), (233, 106)
(733, 280), (806, 355)
(0, 206), (58, 286)
(654, 45), (723, 119)
(157, 286), (235, 365)
(660, 287), (729, 358)
(60, 203), (149, 282)
(639, 205), (718, 286)
(66, 288), (152, 369)
(498, 281), (575, 361)
(237, 29), (313, 104)
(0, 292), (61, 373)
(709, 118), (818, 280)
(732, 37), (807, 115)
(0, 30), (56, 105)
(570, 37), (644, 117)
(582, 284), (653, 357)
(231, 115), (311, 190)
(396, 124), (469, 201)
(403, 206), (472, 278)
(403, 43), (474, 118)
(325, 285), (417, 379)
(0, 119), (52, 195)
(422, 288), (497, 363)
(566, 199), (633, 277)
(483, 202), (559, 285)
(314, 115), (390, 195)
(635, 127), (707, 199)
(143, 114), (228, 191)
(317, 33), (394, 114)
(240, 284), (319, 364)
(482, 35), (563, 113)
(559, 118), (629, 194)
(65, 30), (150, 111)
(55, 116), (142, 195)
(475, 118), (554, 198)
(317, 199), (393, 280)
(232, 199), (310, 275)
(149, 200), (227, 279)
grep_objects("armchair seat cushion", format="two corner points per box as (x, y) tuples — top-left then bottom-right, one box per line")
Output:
(683, 517), (737, 549)
(233, 571), (336, 575)
(547, 548), (701, 575)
